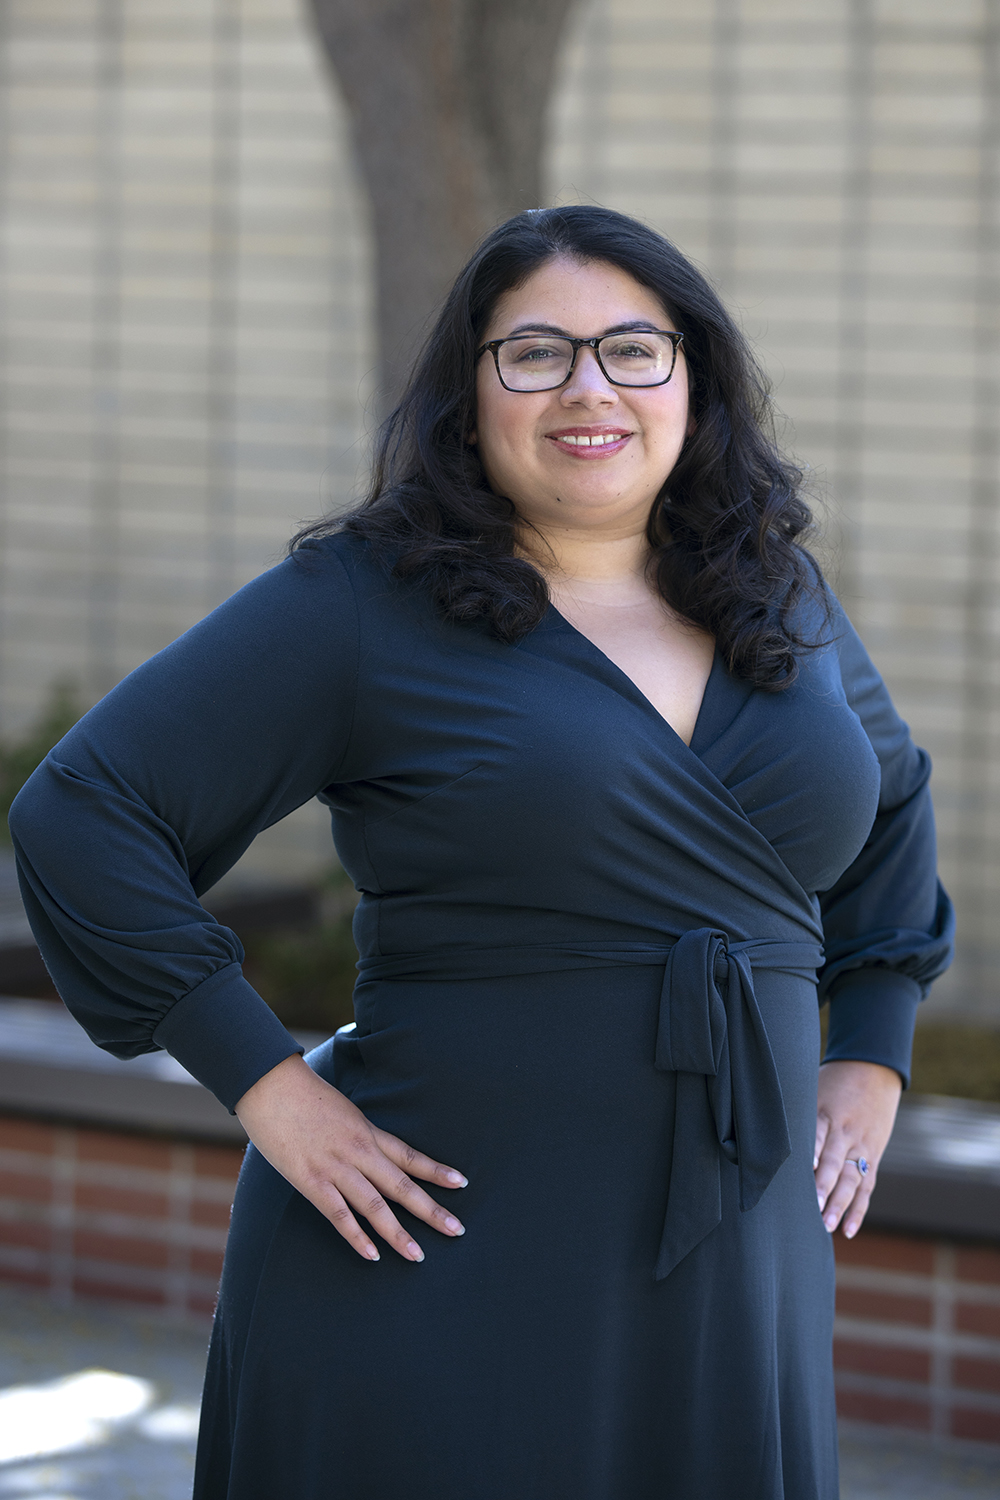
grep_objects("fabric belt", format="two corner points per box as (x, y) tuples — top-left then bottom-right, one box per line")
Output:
(356, 928), (822, 1279)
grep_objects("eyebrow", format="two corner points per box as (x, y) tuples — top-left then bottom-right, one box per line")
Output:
(504, 320), (665, 337)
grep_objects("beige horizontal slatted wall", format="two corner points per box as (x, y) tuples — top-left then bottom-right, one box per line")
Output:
(0, 0), (997, 1009)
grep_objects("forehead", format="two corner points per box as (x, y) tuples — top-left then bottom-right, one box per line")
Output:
(485, 255), (673, 338)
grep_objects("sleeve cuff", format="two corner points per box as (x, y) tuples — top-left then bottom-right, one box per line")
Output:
(152, 963), (303, 1112)
(822, 967), (922, 1087)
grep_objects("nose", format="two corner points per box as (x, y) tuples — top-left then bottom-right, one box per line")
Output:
(559, 345), (618, 407)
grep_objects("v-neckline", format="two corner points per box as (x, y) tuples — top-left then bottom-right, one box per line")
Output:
(531, 603), (818, 916)
(543, 602), (724, 753)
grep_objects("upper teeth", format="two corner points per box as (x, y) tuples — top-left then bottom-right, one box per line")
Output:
(556, 433), (621, 446)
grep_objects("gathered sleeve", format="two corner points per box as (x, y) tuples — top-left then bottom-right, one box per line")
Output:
(817, 602), (955, 1085)
(8, 541), (360, 1111)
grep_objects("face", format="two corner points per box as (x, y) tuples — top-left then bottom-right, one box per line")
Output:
(471, 255), (691, 540)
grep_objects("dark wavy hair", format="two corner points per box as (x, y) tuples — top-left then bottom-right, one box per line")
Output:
(293, 205), (823, 687)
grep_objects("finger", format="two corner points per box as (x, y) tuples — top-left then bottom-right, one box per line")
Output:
(373, 1128), (468, 1189)
(353, 1132), (467, 1237)
(815, 1132), (849, 1211)
(841, 1174), (877, 1240)
(337, 1165), (429, 1261)
(819, 1156), (877, 1236)
(814, 1111), (831, 1172)
(374, 1161), (467, 1239)
(818, 1169), (861, 1234)
(311, 1183), (382, 1263)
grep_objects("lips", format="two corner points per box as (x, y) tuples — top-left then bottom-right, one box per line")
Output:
(546, 426), (632, 455)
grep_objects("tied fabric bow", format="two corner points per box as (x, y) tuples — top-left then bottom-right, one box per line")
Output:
(653, 928), (822, 1279)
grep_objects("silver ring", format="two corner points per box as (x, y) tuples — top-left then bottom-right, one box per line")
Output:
(846, 1157), (870, 1176)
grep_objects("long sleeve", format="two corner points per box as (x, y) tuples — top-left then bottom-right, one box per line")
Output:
(9, 540), (360, 1110)
(817, 602), (954, 1085)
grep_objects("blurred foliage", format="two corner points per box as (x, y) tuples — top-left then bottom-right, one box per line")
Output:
(0, 681), (82, 844)
(240, 867), (359, 1033)
(909, 1023), (1000, 1104)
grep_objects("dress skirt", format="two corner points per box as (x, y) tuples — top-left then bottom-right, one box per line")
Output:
(194, 964), (838, 1500)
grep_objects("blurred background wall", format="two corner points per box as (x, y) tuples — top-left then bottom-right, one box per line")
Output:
(0, 0), (996, 1017)
(0, 0), (375, 884)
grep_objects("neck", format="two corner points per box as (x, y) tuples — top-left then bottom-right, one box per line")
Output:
(518, 521), (651, 588)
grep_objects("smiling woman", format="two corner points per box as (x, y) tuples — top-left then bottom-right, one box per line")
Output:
(315, 207), (818, 694)
(467, 254), (712, 742)
(9, 207), (954, 1500)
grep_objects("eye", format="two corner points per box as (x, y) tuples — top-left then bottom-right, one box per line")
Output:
(509, 340), (564, 364)
(604, 337), (657, 359)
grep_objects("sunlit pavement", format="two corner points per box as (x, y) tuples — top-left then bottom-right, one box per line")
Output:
(0, 1287), (205, 1500)
(2, 1287), (1000, 1499)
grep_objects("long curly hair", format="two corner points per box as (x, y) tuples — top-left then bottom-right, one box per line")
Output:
(293, 205), (822, 688)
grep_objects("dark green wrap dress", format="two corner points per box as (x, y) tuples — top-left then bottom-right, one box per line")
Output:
(10, 533), (953, 1499)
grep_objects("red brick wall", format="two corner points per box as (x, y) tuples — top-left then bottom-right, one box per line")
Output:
(0, 1113), (243, 1319)
(1, 1110), (999, 1446)
(834, 1231), (1000, 1443)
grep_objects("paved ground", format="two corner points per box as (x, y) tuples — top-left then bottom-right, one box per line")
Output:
(0, 1288), (203, 1500)
(1, 1287), (999, 1498)
(838, 1425), (1000, 1499)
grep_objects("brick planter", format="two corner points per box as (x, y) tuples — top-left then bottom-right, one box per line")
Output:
(834, 1230), (1000, 1443)
(0, 1105), (998, 1447)
(0, 1112), (242, 1320)
(1, 997), (999, 1447)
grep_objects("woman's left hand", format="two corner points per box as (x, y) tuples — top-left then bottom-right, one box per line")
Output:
(814, 1059), (903, 1239)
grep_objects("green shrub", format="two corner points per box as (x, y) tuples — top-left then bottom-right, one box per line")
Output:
(909, 1022), (1000, 1103)
(0, 681), (82, 843)
(240, 868), (359, 1034)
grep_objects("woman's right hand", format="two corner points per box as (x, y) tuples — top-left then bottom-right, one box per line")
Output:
(234, 1053), (468, 1262)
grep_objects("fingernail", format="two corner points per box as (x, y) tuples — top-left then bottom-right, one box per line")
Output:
(817, 1191), (825, 1211)
(365, 1245), (380, 1261)
(408, 1242), (424, 1262)
(813, 1156), (819, 1170)
(444, 1216), (464, 1234)
(844, 1222), (857, 1239)
(824, 1213), (838, 1232)
(446, 1172), (468, 1187)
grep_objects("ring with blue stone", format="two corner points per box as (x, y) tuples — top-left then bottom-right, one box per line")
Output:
(846, 1157), (869, 1176)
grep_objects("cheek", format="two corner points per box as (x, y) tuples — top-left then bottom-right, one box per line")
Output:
(472, 379), (506, 457)
(481, 431), (534, 499)
(475, 396), (539, 469)
(644, 388), (690, 451)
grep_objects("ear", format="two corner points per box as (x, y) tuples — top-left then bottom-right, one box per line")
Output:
(686, 411), (697, 438)
(466, 426), (478, 445)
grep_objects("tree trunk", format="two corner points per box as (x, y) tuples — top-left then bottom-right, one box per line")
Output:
(308, 0), (578, 405)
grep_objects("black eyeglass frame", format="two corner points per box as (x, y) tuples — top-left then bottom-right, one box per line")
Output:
(476, 330), (685, 392)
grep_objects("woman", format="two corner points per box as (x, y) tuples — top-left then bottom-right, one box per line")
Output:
(11, 207), (952, 1499)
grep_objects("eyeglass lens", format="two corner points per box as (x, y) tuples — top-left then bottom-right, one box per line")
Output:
(496, 332), (676, 390)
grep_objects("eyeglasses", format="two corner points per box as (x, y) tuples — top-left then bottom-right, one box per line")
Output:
(477, 330), (684, 392)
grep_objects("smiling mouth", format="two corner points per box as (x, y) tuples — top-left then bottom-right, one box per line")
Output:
(547, 429), (632, 452)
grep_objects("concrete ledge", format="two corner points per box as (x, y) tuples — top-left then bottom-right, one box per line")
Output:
(866, 1094), (1000, 1241)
